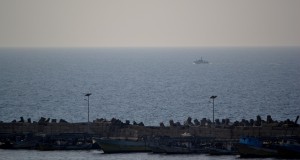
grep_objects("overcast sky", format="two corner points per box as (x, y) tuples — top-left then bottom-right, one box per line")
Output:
(0, 0), (300, 47)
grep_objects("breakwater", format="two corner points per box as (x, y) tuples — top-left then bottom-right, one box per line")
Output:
(0, 115), (299, 150)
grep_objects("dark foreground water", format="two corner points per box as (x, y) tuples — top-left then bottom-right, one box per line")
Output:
(0, 47), (300, 125)
(0, 149), (255, 160)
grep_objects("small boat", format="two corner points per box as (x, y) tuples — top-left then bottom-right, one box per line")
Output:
(148, 135), (212, 154)
(37, 133), (94, 150)
(208, 141), (238, 155)
(276, 138), (300, 158)
(93, 137), (151, 153)
(10, 134), (40, 149)
(157, 145), (192, 154)
(237, 136), (278, 158)
(193, 57), (209, 64)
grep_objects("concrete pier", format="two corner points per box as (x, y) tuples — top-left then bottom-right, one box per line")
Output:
(1, 116), (299, 139)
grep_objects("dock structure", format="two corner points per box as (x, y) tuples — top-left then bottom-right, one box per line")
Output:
(0, 116), (299, 150)
(1, 116), (299, 138)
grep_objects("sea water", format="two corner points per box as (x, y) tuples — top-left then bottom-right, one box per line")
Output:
(0, 150), (240, 160)
(0, 47), (299, 125)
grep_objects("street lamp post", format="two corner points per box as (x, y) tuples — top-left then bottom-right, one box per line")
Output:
(210, 95), (217, 125)
(85, 93), (92, 123)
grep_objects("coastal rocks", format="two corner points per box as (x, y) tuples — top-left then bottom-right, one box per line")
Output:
(59, 119), (68, 123)
(229, 115), (300, 128)
(249, 119), (254, 126)
(111, 118), (123, 126)
(267, 115), (273, 123)
(93, 118), (107, 123)
(93, 118), (144, 127)
(222, 119), (230, 126)
(138, 122), (144, 126)
(215, 119), (220, 125)
(100, 118), (143, 127)
(184, 117), (194, 126)
(194, 119), (200, 126)
(182, 117), (222, 127)
(201, 118), (211, 126)
(175, 122), (181, 126)
(19, 117), (24, 123)
(159, 122), (165, 127)
(255, 115), (262, 126)
(86, 116), (290, 127)
(8, 117), (69, 125)
(169, 120), (175, 127)
(241, 119), (250, 126)
(132, 121), (144, 126)
(39, 117), (46, 122)
(169, 119), (183, 127)
(38, 117), (47, 125)
(37, 117), (60, 125)
(3, 115), (299, 129)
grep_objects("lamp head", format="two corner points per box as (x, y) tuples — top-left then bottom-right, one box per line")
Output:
(85, 93), (92, 97)
(210, 95), (217, 99)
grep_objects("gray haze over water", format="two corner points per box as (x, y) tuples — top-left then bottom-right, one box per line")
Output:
(0, 47), (299, 125)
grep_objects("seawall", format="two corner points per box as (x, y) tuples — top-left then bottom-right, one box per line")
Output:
(1, 119), (299, 139)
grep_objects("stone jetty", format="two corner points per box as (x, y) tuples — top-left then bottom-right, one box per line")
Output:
(0, 115), (299, 150)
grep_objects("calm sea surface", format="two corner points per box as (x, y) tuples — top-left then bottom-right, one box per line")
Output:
(0, 150), (244, 160)
(0, 47), (299, 159)
(0, 47), (300, 125)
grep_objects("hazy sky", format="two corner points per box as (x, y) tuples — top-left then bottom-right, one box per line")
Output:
(0, 0), (300, 47)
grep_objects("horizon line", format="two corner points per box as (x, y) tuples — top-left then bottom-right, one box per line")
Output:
(1, 45), (300, 49)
